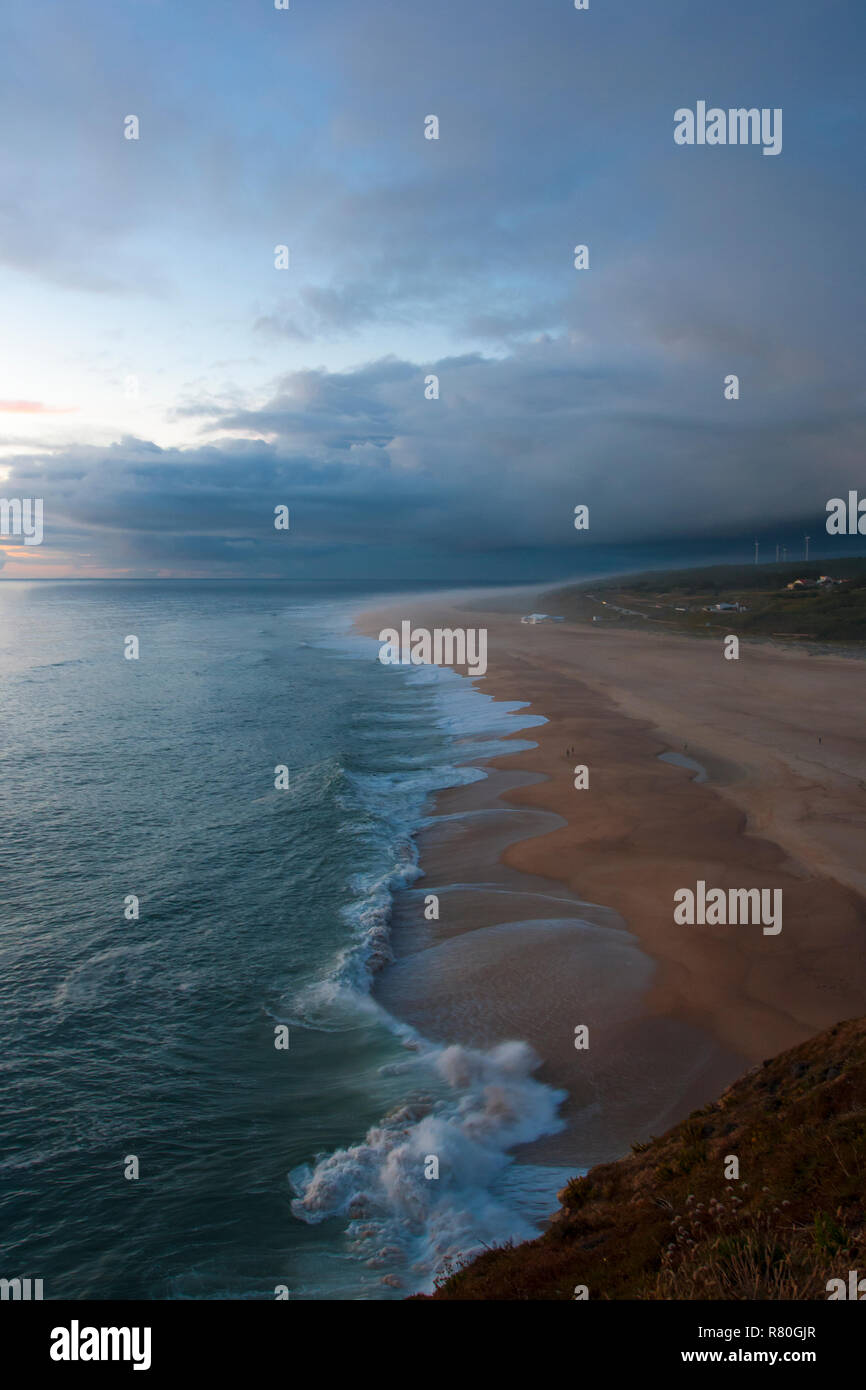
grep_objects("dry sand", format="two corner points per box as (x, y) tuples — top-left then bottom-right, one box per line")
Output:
(358, 593), (866, 1167)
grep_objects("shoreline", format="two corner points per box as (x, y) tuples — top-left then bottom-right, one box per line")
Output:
(356, 586), (866, 1172)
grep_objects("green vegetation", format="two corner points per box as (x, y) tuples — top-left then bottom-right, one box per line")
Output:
(543, 557), (866, 644)
(418, 1017), (866, 1300)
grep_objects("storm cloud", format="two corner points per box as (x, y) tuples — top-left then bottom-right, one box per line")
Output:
(0, 0), (863, 577)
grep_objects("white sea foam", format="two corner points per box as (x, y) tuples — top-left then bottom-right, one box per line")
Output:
(289, 605), (568, 1290)
(294, 656), (545, 1016)
(290, 1037), (566, 1289)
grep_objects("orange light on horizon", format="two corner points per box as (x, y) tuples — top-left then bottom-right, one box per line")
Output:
(0, 401), (78, 414)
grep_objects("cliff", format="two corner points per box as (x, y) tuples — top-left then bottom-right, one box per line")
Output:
(422, 1017), (866, 1300)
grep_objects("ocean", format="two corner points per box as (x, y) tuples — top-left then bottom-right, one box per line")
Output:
(0, 579), (569, 1300)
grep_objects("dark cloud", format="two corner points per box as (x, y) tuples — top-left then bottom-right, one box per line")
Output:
(4, 336), (862, 576)
(0, 0), (863, 577)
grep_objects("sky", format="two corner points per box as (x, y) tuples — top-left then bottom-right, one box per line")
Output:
(0, 0), (864, 580)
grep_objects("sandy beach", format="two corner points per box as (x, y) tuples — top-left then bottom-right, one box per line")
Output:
(359, 589), (866, 1169)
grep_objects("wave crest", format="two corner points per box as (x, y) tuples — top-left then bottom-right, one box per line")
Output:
(290, 1038), (565, 1288)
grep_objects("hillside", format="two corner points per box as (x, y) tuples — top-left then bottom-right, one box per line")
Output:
(421, 1017), (866, 1300)
(543, 557), (866, 643)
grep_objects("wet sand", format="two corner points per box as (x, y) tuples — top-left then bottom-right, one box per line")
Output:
(358, 592), (866, 1168)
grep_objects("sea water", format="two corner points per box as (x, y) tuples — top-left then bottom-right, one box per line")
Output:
(0, 580), (570, 1300)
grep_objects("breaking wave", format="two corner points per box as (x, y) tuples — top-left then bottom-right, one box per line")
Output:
(288, 629), (566, 1290)
(290, 1038), (566, 1291)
